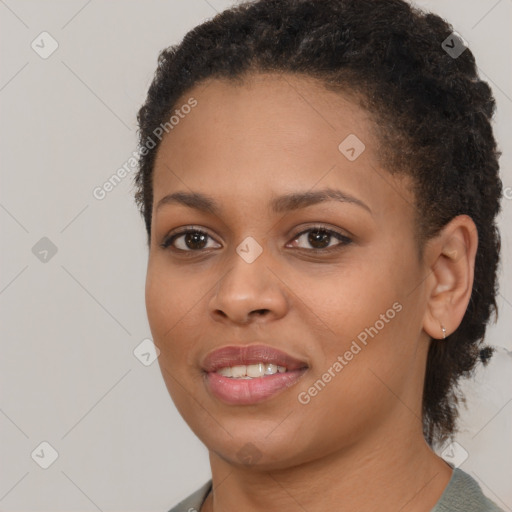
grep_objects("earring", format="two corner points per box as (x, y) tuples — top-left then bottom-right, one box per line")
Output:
(441, 324), (447, 339)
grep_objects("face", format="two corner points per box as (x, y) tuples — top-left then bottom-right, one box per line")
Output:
(145, 73), (431, 470)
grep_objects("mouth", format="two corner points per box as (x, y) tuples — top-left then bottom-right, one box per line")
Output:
(202, 344), (309, 405)
(216, 362), (288, 378)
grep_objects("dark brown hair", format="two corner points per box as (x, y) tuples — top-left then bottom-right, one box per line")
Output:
(134, 0), (502, 449)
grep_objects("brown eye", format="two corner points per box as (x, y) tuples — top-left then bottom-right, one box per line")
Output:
(287, 226), (352, 252)
(161, 229), (220, 252)
(160, 224), (352, 255)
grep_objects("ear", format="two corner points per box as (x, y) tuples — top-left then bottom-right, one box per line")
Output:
(422, 215), (478, 340)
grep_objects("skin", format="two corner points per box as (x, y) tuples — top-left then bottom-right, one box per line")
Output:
(145, 72), (478, 512)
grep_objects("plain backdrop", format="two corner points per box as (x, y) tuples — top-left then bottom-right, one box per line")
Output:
(0, 1), (511, 511)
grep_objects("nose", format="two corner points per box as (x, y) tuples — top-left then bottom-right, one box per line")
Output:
(208, 251), (289, 325)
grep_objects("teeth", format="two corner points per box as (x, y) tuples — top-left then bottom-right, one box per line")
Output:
(216, 363), (287, 378)
(247, 362), (265, 377)
(231, 365), (246, 378)
(217, 367), (233, 377)
(264, 363), (278, 375)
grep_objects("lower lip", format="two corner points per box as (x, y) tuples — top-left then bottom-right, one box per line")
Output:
(205, 369), (308, 405)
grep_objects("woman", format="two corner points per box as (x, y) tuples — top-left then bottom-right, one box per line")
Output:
(134, 0), (505, 510)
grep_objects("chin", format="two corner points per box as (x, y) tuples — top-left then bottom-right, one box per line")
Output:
(201, 425), (313, 469)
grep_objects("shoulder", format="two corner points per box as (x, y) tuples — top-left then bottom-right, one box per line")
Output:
(167, 471), (506, 512)
(167, 480), (212, 512)
(431, 467), (505, 512)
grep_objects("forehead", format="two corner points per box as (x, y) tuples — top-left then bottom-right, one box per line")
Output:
(152, 72), (413, 218)
(173, 72), (374, 141)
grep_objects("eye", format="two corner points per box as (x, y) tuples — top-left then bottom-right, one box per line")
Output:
(286, 225), (352, 252)
(160, 227), (220, 252)
(160, 224), (352, 254)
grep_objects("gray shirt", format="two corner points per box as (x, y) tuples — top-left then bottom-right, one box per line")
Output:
(168, 467), (505, 511)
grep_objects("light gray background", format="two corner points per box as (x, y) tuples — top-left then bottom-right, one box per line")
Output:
(0, 1), (511, 511)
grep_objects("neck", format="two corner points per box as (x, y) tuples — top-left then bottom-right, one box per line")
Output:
(202, 415), (453, 512)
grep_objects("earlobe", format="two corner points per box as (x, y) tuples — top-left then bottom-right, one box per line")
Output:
(422, 215), (478, 341)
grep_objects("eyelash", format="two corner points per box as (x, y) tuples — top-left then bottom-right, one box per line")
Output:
(160, 224), (352, 255)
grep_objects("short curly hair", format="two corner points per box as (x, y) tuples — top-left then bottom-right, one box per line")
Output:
(134, 0), (502, 449)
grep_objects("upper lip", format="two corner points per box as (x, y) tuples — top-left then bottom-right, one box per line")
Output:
(202, 344), (309, 373)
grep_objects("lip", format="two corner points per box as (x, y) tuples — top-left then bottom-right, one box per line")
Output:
(201, 344), (308, 373)
(202, 344), (309, 405)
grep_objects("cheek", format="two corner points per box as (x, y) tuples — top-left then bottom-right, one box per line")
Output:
(145, 259), (214, 374)
(291, 252), (414, 402)
(289, 260), (399, 348)
(145, 262), (190, 357)
(292, 309), (412, 454)
(145, 258), (195, 331)
(145, 268), (169, 339)
(145, 265), (201, 406)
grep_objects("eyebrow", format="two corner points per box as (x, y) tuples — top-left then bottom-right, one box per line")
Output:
(155, 187), (372, 216)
